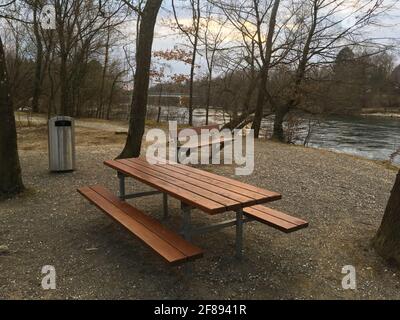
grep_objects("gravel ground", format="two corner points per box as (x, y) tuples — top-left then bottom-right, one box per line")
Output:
(0, 124), (399, 299)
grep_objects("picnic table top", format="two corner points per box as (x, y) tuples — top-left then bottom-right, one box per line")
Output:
(104, 158), (282, 215)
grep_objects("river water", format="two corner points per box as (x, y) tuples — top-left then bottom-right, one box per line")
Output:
(148, 105), (400, 165)
(284, 115), (400, 165)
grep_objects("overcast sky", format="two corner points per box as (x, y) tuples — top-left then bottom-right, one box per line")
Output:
(137, 0), (400, 78)
(110, 0), (400, 85)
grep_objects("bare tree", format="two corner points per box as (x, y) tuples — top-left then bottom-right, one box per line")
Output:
(211, 0), (394, 139)
(373, 170), (400, 265)
(30, 0), (44, 113)
(53, 0), (125, 116)
(271, 0), (394, 141)
(211, 0), (288, 132)
(252, 0), (281, 138)
(172, 0), (202, 126)
(106, 66), (128, 120)
(119, 0), (163, 158)
(0, 34), (24, 198)
(200, 4), (227, 124)
(97, 18), (112, 118)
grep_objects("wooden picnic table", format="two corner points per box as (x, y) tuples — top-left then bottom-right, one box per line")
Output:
(78, 158), (307, 264)
(103, 157), (282, 258)
(104, 158), (282, 214)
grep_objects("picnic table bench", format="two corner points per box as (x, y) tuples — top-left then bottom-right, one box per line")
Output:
(78, 158), (308, 265)
(172, 124), (234, 160)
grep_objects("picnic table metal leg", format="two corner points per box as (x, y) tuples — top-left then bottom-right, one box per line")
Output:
(181, 202), (192, 241)
(236, 209), (244, 259)
(163, 193), (169, 219)
(118, 173), (126, 200)
(181, 202), (194, 274)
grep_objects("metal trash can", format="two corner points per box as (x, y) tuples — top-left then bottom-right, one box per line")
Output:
(48, 116), (75, 172)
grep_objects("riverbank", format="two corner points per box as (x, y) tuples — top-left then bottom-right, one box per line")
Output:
(293, 142), (400, 171)
(1, 122), (399, 299)
(362, 112), (400, 118)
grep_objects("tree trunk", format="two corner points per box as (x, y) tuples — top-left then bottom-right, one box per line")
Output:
(157, 84), (163, 123)
(47, 39), (56, 118)
(32, 2), (43, 113)
(188, 0), (201, 126)
(205, 71), (212, 125)
(251, 0), (281, 138)
(271, 0), (317, 142)
(252, 72), (267, 138)
(98, 24), (111, 119)
(242, 76), (257, 113)
(118, 0), (163, 159)
(188, 35), (198, 126)
(106, 71), (124, 120)
(0, 36), (24, 198)
(272, 104), (290, 141)
(372, 170), (400, 265)
(59, 53), (71, 116)
(222, 108), (255, 131)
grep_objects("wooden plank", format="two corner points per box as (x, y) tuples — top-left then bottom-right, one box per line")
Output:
(243, 207), (297, 233)
(243, 206), (308, 233)
(90, 186), (203, 260)
(152, 161), (275, 202)
(104, 160), (226, 214)
(77, 187), (187, 264)
(119, 159), (240, 210)
(130, 158), (256, 205)
(249, 205), (308, 226)
(138, 157), (281, 203)
(165, 161), (282, 200)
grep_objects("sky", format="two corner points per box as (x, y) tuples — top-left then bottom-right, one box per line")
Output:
(133, 0), (400, 79)
(4, 0), (398, 82)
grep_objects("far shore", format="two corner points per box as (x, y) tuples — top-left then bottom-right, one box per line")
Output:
(361, 112), (400, 118)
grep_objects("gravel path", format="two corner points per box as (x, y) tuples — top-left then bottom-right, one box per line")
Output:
(0, 127), (399, 299)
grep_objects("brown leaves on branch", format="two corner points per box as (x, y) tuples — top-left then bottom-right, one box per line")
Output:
(149, 68), (165, 79)
(153, 47), (193, 64)
(170, 73), (189, 84)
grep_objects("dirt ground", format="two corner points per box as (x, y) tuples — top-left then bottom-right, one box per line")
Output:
(1, 122), (399, 299)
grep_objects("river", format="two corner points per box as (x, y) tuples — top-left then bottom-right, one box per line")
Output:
(277, 115), (400, 165)
(148, 105), (400, 165)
